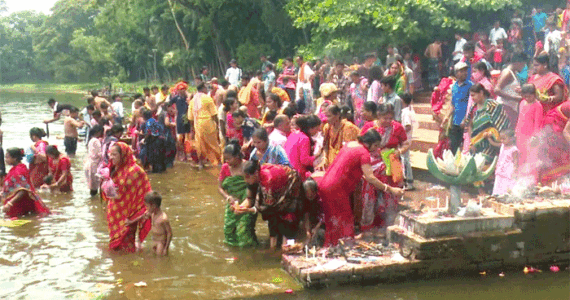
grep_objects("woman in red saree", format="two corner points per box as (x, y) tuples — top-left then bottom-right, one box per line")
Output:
(2, 148), (50, 218)
(318, 129), (404, 246)
(104, 142), (152, 252)
(529, 54), (568, 116)
(28, 127), (49, 188)
(359, 104), (410, 232)
(534, 101), (570, 184)
(46, 145), (73, 193)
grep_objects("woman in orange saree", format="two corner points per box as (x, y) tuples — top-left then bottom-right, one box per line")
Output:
(104, 142), (152, 252)
(320, 105), (360, 168)
(2, 148), (50, 218)
(188, 83), (222, 169)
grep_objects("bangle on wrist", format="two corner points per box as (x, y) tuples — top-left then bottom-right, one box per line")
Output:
(384, 184), (388, 192)
(252, 206), (258, 214)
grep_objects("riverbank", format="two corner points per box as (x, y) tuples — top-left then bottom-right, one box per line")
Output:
(0, 81), (195, 96)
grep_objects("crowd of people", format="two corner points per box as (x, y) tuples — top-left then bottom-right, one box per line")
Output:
(2, 4), (570, 254)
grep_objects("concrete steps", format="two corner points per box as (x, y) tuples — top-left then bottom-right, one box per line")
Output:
(410, 103), (438, 170)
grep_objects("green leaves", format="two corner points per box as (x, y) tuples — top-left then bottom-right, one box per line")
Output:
(287, 0), (523, 57)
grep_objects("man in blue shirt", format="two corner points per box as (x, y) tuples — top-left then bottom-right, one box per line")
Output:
(449, 62), (472, 153)
(532, 8), (548, 40)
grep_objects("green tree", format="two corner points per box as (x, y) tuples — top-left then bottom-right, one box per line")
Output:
(286, 0), (523, 58)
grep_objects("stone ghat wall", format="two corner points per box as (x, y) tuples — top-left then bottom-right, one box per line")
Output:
(282, 199), (570, 288)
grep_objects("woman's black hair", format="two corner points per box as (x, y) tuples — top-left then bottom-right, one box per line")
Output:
(99, 117), (111, 127)
(326, 104), (341, 116)
(377, 103), (395, 116)
(232, 110), (247, 119)
(303, 178), (318, 194)
(474, 61), (491, 78)
(226, 90), (238, 99)
(267, 93), (282, 109)
(295, 114), (321, 154)
(358, 128), (382, 145)
(282, 105), (297, 119)
(6, 147), (25, 161)
(197, 82), (207, 92)
(92, 110), (102, 118)
(29, 127), (47, 139)
(108, 124), (124, 136)
(243, 158), (260, 175)
(142, 108), (153, 120)
(534, 53), (549, 67)
(369, 66), (383, 82)
(89, 125), (104, 141)
(46, 145), (60, 157)
(470, 83), (492, 98)
(223, 97), (237, 112)
(265, 110), (278, 123)
(340, 105), (354, 123)
(363, 101), (378, 115)
(252, 128), (269, 143)
(224, 139), (243, 158)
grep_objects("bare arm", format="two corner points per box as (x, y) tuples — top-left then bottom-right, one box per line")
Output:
(361, 164), (404, 196)
(563, 121), (570, 145)
(550, 84), (564, 103)
(44, 114), (61, 124)
(51, 170), (69, 189)
(396, 140), (412, 155)
(494, 70), (522, 102)
(161, 219), (173, 255)
(3, 190), (27, 211)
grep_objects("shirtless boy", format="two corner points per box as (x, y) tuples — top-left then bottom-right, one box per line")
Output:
(63, 107), (85, 156)
(130, 191), (173, 256)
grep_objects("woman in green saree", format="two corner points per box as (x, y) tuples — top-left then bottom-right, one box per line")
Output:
(218, 139), (258, 247)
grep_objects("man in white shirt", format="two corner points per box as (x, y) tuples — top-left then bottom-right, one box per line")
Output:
(295, 55), (315, 101)
(111, 95), (124, 124)
(452, 33), (467, 64)
(545, 22), (562, 54)
(225, 59), (242, 87)
(268, 114), (290, 148)
(489, 21), (508, 46)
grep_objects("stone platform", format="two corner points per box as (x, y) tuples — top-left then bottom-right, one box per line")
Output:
(282, 198), (570, 288)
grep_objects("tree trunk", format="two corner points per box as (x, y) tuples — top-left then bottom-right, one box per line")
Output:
(167, 0), (190, 50)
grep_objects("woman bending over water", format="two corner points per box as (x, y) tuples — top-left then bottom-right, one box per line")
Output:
(2, 148), (50, 218)
(218, 139), (258, 248)
(46, 145), (73, 193)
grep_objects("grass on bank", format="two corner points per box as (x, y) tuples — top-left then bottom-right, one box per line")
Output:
(1, 81), (196, 96)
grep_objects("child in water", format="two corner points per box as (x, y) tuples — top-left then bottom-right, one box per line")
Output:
(127, 191), (172, 256)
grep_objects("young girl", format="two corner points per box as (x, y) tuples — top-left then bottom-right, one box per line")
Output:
(490, 129), (519, 195)
(46, 145), (73, 193)
(515, 84), (543, 167)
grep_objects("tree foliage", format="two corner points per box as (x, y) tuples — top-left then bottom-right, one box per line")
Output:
(0, 0), (560, 84)
(286, 0), (524, 58)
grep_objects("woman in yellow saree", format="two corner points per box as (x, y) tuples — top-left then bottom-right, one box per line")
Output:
(188, 83), (222, 169)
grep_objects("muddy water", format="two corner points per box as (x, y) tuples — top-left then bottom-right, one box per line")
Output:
(0, 91), (567, 300)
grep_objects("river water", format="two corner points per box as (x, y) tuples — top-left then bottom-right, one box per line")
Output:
(0, 91), (567, 300)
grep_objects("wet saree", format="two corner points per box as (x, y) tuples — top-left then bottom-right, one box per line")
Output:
(29, 140), (49, 188)
(222, 175), (258, 247)
(254, 165), (304, 240)
(2, 163), (50, 218)
(104, 142), (151, 252)
(188, 93), (222, 165)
